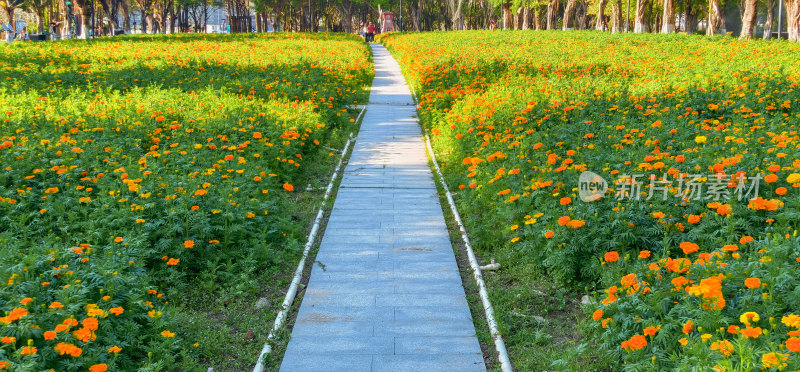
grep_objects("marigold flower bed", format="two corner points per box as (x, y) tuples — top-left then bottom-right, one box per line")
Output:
(0, 33), (371, 370)
(381, 31), (800, 369)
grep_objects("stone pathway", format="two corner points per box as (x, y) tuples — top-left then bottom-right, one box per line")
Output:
(278, 44), (486, 372)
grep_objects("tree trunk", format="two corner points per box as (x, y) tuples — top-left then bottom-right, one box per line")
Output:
(706, 0), (723, 35)
(532, 6), (542, 29)
(563, 0), (576, 29)
(4, 7), (16, 33)
(448, 0), (465, 30)
(502, 2), (512, 29)
(763, 0), (774, 38)
(788, 0), (800, 41)
(596, 0), (608, 30)
(740, 0), (757, 39)
(661, 0), (674, 32)
(633, 0), (648, 32)
(522, 7), (530, 29)
(547, 0), (559, 29)
(611, 0), (622, 32)
(576, 0), (588, 28)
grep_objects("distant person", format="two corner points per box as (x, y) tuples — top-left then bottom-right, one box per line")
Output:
(366, 22), (376, 42)
(489, 18), (496, 31)
(16, 26), (28, 41)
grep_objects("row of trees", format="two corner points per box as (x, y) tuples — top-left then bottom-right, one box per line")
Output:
(2, 0), (798, 41)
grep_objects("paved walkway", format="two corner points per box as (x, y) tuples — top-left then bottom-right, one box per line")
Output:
(279, 44), (486, 372)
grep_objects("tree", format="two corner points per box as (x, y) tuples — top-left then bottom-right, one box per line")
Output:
(633, 0), (647, 32)
(611, 0), (622, 31)
(1, 0), (25, 33)
(788, 0), (800, 41)
(447, 0), (465, 29)
(595, 0), (608, 30)
(739, 0), (756, 39)
(763, 0), (774, 38)
(706, 0), (724, 35)
(546, 0), (558, 29)
(661, 0), (673, 32)
(562, 0), (575, 29)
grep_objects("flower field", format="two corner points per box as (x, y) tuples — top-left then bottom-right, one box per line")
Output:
(381, 31), (800, 370)
(0, 33), (371, 370)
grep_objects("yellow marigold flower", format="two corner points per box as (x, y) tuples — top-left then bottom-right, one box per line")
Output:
(701, 333), (713, 342)
(740, 312), (760, 325)
(695, 135), (707, 144)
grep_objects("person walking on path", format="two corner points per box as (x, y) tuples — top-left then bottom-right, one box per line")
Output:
(366, 22), (376, 42)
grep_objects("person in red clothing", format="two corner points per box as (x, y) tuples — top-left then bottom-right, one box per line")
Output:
(366, 22), (376, 42)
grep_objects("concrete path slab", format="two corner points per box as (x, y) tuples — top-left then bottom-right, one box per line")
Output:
(279, 44), (486, 372)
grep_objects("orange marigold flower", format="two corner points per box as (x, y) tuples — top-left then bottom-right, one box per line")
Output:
(785, 337), (800, 352)
(108, 345), (122, 353)
(54, 342), (82, 356)
(592, 309), (603, 321)
(740, 236), (754, 244)
(652, 211), (665, 219)
(671, 276), (690, 290)
(19, 298), (33, 306)
(716, 204), (732, 216)
(761, 352), (789, 368)
(560, 197), (572, 205)
(643, 325), (661, 337)
(82, 317), (99, 331)
(682, 320), (694, 334)
(0, 308), (28, 324)
(0, 361), (10, 370)
(727, 325), (740, 334)
(167, 258), (180, 266)
(43, 331), (57, 340)
(89, 364), (108, 372)
(710, 339), (734, 356)
(687, 214), (701, 224)
(638, 250), (651, 259)
(621, 334), (647, 350)
(557, 216), (570, 225)
(544, 231), (554, 239)
(740, 326), (762, 339)
(764, 174), (778, 183)
(680, 242), (699, 255)
(161, 330), (175, 338)
(1, 336), (15, 344)
(721, 244), (738, 252)
(114, 237), (123, 243)
(109, 307), (124, 316)
(744, 278), (761, 289)
(20, 346), (37, 355)
(604, 251), (619, 263)
(566, 219), (585, 229)
(49, 302), (64, 309)
(184, 240), (194, 249)
(283, 182), (294, 192)
(678, 337), (688, 346)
